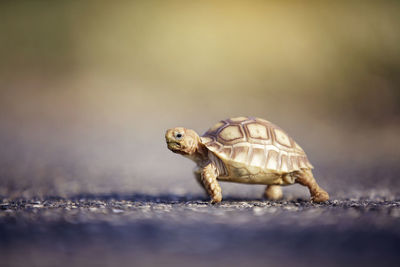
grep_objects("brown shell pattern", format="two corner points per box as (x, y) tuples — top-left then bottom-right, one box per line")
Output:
(201, 117), (313, 173)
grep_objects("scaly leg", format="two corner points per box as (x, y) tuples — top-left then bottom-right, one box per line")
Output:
(264, 185), (283, 200)
(201, 163), (222, 203)
(294, 169), (329, 202)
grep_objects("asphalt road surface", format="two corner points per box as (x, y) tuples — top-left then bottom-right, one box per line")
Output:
(1, 194), (399, 267)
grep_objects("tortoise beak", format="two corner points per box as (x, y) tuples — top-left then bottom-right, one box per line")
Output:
(167, 141), (181, 151)
(165, 129), (175, 141)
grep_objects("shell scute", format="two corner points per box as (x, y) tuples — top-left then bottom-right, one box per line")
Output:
(206, 141), (222, 153)
(219, 125), (244, 141)
(280, 154), (289, 172)
(266, 150), (279, 170)
(231, 145), (249, 163)
(293, 141), (304, 152)
(249, 147), (266, 168)
(272, 128), (292, 148)
(217, 124), (247, 145)
(245, 123), (269, 140)
(290, 155), (299, 169)
(220, 147), (232, 159)
(204, 121), (226, 136)
(200, 136), (213, 145)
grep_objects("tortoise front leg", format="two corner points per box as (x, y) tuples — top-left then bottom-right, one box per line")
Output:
(201, 163), (222, 203)
(294, 169), (329, 203)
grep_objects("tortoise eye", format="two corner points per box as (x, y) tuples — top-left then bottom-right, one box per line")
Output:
(175, 132), (183, 140)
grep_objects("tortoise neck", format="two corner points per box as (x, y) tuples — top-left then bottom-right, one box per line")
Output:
(195, 138), (209, 160)
(185, 135), (209, 165)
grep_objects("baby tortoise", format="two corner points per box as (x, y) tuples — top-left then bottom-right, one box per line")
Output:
(165, 116), (329, 203)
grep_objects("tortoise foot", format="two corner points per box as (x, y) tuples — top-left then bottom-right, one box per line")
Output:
(311, 190), (329, 203)
(210, 198), (222, 204)
(210, 192), (222, 204)
(265, 185), (283, 200)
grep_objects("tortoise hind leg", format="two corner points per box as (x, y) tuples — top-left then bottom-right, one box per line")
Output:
(264, 185), (283, 200)
(295, 170), (329, 203)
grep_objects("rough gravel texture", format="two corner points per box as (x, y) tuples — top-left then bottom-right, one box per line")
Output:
(1, 195), (400, 267)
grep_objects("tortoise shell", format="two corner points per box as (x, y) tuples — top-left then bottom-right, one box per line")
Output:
(200, 117), (313, 175)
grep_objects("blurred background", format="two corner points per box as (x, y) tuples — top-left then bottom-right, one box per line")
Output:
(1, 0), (399, 199)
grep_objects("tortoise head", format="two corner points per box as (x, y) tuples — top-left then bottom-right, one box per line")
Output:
(165, 127), (200, 156)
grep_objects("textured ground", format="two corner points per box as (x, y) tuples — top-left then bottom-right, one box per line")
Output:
(1, 1), (400, 266)
(1, 195), (400, 267)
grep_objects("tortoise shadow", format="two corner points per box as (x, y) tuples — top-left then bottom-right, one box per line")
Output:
(43, 192), (310, 204)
